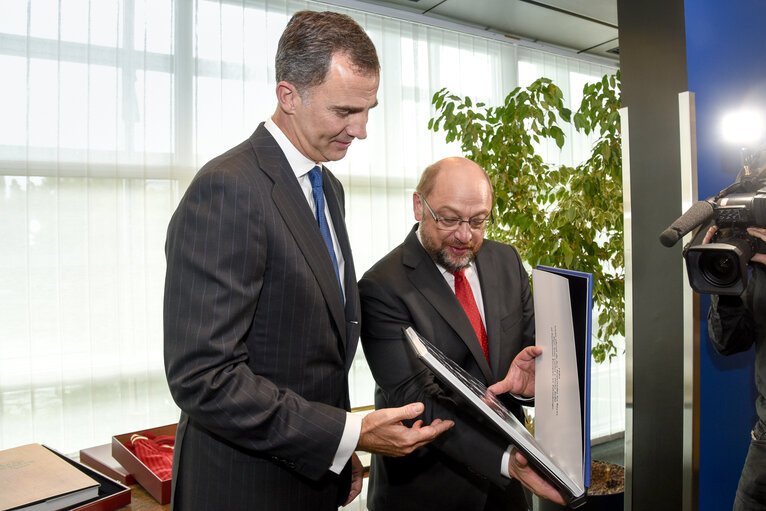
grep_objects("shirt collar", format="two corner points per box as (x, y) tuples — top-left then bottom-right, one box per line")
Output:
(264, 117), (318, 179)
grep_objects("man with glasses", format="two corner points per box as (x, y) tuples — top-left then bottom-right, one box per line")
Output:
(359, 156), (565, 510)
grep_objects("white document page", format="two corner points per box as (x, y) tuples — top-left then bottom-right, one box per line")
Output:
(533, 269), (584, 489)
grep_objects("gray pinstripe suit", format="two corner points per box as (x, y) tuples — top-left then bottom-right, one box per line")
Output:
(163, 123), (361, 510)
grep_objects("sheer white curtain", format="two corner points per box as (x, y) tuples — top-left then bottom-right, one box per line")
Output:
(0, 0), (619, 457)
(516, 48), (626, 440)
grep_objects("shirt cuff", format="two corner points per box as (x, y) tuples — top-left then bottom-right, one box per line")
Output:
(329, 411), (362, 474)
(510, 392), (534, 403)
(501, 445), (513, 479)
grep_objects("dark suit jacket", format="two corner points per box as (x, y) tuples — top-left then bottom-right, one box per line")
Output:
(359, 224), (535, 511)
(163, 124), (361, 511)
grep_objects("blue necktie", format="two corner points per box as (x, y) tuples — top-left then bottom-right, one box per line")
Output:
(308, 166), (343, 296)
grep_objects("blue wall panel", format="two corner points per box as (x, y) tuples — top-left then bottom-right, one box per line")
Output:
(684, 1), (765, 508)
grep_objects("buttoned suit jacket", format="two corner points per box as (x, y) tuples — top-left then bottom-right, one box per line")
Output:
(359, 224), (535, 511)
(163, 124), (361, 511)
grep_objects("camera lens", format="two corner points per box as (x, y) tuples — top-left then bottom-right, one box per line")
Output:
(699, 251), (739, 286)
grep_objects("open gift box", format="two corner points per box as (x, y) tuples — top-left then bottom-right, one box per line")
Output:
(111, 423), (177, 505)
(79, 443), (136, 485)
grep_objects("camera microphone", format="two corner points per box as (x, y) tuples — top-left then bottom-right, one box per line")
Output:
(659, 200), (715, 247)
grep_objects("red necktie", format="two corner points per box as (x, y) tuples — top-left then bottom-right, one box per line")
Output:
(452, 268), (490, 364)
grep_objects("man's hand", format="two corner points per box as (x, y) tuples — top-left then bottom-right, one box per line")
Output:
(507, 447), (567, 506)
(704, 225), (766, 265)
(357, 403), (454, 457)
(487, 346), (542, 398)
(343, 453), (364, 506)
(702, 224), (718, 244)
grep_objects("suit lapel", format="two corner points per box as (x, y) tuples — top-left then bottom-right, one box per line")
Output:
(402, 225), (494, 382)
(249, 125), (347, 348)
(474, 246), (505, 378)
(322, 166), (360, 368)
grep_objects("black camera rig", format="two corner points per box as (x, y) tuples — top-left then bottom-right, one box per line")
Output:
(660, 161), (766, 295)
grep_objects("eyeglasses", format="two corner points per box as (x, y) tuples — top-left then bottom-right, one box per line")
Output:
(419, 194), (494, 231)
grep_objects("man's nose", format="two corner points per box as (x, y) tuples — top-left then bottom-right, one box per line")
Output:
(453, 222), (473, 242)
(346, 113), (369, 140)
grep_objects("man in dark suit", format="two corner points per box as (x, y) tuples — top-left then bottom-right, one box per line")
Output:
(163, 11), (452, 511)
(359, 157), (566, 510)
(706, 224), (766, 510)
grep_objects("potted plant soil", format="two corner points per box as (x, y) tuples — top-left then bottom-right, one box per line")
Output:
(536, 459), (624, 510)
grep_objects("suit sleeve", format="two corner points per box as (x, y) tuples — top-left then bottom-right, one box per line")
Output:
(359, 274), (512, 488)
(163, 168), (346, 481)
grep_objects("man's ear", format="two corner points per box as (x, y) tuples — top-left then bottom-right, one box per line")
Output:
(275, 81), (299, 114)
(413, 192), (423, 221)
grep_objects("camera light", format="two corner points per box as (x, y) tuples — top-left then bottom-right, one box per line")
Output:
(721, 109), (765, 144)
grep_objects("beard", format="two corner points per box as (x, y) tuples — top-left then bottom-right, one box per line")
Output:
(421, 228), (480, 273)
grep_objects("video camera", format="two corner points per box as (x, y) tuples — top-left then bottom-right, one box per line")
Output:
(659, 162), (766, 295)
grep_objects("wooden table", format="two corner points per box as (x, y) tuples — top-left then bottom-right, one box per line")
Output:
(106, 452), (371, 510)
(118, 485), (170, 510)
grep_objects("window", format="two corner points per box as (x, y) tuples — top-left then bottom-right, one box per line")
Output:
(0, 0), (620, 454)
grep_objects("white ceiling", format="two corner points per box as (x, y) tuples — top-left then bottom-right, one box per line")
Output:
(349, 0), (619, 63)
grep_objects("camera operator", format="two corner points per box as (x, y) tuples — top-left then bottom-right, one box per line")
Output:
(706, 224), (766, 510)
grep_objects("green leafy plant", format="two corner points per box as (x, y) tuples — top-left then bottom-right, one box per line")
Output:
(429, 72), (622, 362)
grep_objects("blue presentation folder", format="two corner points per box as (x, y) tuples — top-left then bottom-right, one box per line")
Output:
(536, 265), (594, 487)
